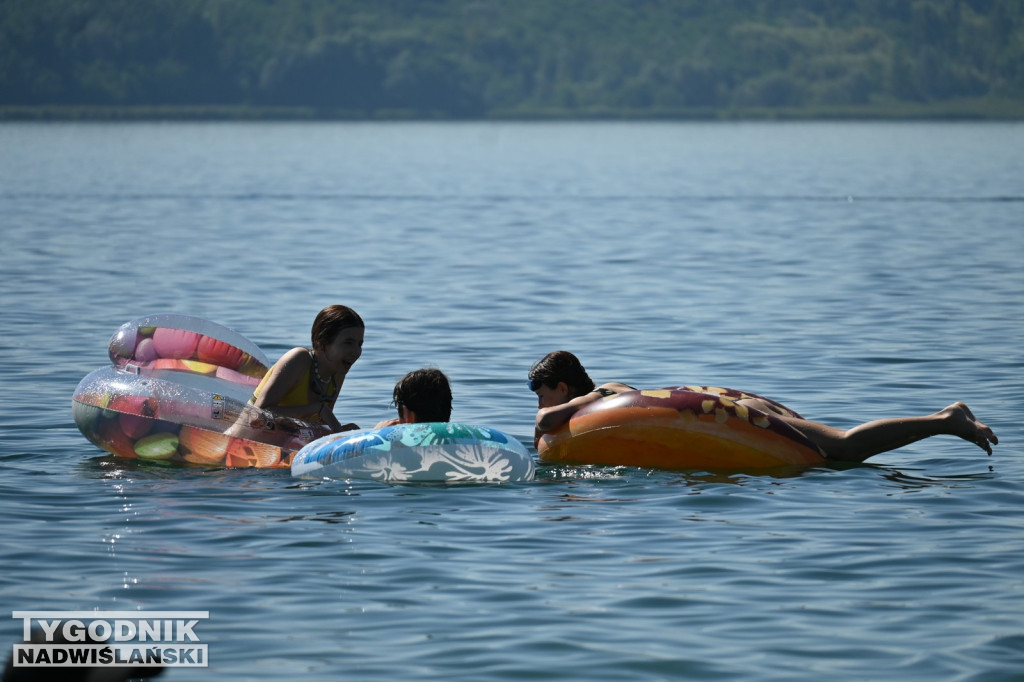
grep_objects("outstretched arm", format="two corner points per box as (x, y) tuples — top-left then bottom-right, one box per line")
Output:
(535, 383), (634, 433)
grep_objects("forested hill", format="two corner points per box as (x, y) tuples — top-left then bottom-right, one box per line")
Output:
(2, 0), (1023, 119)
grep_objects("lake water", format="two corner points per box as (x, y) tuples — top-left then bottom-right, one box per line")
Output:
(1, 120), (1023, 680)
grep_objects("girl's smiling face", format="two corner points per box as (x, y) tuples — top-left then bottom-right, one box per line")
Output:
(322, 326), (364, 375)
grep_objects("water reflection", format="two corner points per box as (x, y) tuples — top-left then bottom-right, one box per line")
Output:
(273, 510), (356, 524)
(879, 466), (998, 490)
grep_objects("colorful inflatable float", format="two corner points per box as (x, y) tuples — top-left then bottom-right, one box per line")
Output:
(537, 386), (827, 470)
(72, 314), (330, 468)
(292, 422), (535, 483)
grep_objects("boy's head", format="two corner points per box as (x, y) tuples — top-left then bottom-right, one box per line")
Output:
(393, 368), (452, 423)
(311, 305), (364, 352)
(528, 350), (596, 400)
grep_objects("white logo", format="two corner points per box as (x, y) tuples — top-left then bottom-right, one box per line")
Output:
(11, 611), (210, 668)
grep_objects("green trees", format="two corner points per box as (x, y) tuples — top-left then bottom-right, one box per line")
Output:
(1, 0), (1021, 117)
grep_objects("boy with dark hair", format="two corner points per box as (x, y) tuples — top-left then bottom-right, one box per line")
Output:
(376, 368), (453, 427)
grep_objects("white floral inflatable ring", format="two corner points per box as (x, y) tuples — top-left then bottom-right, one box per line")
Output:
(292, 422), (536, 483)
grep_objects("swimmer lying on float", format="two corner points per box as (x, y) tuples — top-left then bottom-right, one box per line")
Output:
(528, 350), (998, 469)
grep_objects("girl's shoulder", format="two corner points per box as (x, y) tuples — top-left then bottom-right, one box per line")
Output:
(275, 347), (314, 370)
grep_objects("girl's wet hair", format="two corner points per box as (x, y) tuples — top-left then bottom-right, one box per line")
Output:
(311, 305), (364, 351)
(528, 350), (595, 398)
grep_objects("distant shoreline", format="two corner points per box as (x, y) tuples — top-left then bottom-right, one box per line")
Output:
(3, 100), (1024, 122)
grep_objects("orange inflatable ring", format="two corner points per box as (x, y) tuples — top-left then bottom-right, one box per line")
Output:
(537, 386), (827, 470)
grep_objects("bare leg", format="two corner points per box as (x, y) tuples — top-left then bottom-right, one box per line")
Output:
(739, 399), (997, 463)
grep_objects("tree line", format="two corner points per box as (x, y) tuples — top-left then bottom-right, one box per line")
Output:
(2, 0), (1022, 118)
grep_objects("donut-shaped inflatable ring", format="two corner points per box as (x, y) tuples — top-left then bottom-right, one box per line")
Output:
(73, 314), (328, 468)
(293, 423), (535, 483)
(537, 386), (826, 470)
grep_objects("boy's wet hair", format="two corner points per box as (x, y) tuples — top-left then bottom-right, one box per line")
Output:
(528, 350), (596, 398)
(311, 305), (364, 351)
(393, 368), (452, 422)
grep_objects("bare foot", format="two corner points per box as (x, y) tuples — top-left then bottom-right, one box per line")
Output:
(941, 402), (998, 455)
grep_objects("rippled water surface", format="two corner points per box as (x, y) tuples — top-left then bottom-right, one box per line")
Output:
(2, 121), (1023, 680)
